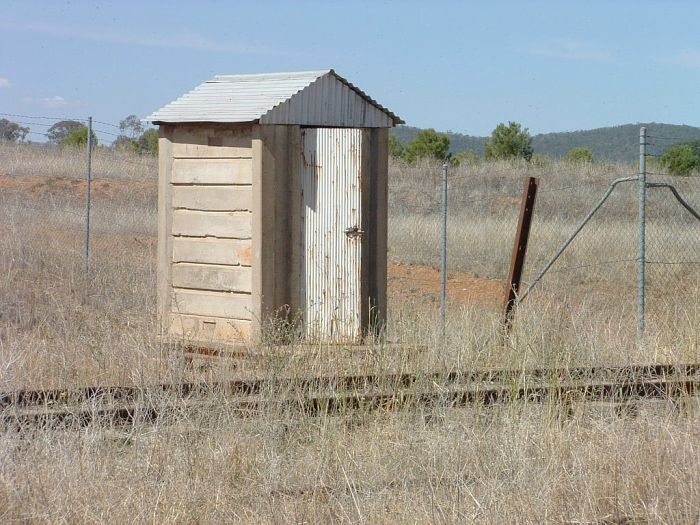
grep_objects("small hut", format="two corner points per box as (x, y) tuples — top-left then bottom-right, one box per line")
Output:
(146, 69), (403, 344)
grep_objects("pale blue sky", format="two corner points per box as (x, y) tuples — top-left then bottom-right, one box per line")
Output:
(1, 0), (699, 142)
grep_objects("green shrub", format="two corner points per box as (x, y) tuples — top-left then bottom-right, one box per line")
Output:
(62, 127), (98, 147)
(484, 122), (533, 161)
(402, 128), (450, 163)
(564, 147), (594, 164)
(132, 129), (158, 156)
(47, 120), (84, 144)
(660, 144), (699, 176)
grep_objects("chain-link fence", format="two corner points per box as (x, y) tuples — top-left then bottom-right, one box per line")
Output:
(388, 149), (700, 360)
(0, 140), (159, 389)
(641, 134), (700, 353)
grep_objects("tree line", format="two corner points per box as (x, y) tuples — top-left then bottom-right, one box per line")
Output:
(393, 122), (700, 163)
(0, 115), (158, 155)
(391, 122), (566, 165)
(390, 121), (699, 175)
(3, 114), (697, 175)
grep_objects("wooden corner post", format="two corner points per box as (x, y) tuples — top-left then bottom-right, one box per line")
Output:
(157, 126), (174, 338)
(503, 176), (539, 327)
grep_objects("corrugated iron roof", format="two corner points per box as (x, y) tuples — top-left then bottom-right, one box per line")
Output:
(145, 69), (403, 126)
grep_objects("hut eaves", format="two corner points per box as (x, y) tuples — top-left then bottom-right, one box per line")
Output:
(146, 69), (403, 127)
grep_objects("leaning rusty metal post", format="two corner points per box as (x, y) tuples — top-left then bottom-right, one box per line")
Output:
(503, 176), (539, 328)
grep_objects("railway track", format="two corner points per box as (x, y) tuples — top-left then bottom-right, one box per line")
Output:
(2, 363), (699, 429)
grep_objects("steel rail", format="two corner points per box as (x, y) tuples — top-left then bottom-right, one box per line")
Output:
(3, 377), (698, 430)
(2, 363), (699, 430)
(2, 363), (699, 410)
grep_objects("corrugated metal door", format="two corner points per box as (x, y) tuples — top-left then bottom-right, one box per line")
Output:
(302, 128), (363, 342)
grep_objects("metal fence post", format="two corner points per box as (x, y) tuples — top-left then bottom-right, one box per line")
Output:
(440, 161), (448, 339)
(84, 116), (93, 274)
(503, 176), (539, 328)
(638, 126), (647, 341)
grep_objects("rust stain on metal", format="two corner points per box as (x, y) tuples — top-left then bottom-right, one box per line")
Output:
(301, 144), (323, 169)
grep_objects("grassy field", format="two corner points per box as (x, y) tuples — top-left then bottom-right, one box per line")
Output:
(1, 142), (699, 523)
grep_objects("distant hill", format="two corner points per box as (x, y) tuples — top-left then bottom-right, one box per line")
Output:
(391, 123), (700, 162)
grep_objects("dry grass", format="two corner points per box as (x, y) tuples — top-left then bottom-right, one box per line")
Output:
(1, 143), (699, 523)
(3, 400), (700, 523)
(0, 141), (157, 181)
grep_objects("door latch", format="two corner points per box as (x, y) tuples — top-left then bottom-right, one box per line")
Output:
(344, 226), (364, 239)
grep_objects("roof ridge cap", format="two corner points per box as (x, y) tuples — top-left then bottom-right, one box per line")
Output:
(212, 70), (331, 82)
